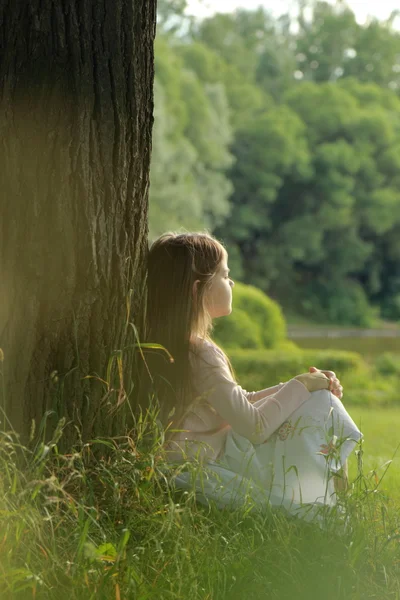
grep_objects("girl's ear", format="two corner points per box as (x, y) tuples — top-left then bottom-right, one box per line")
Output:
(192, 279), (200, 299)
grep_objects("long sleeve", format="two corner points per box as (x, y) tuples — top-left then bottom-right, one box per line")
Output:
(244, 383), (285, 404)
(190, 341), (311, 445)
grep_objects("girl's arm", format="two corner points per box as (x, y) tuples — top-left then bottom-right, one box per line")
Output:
(244, 384), (285, 404)
(192, 342), (310, 445)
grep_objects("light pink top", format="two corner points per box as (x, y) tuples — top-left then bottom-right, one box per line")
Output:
(164, 338), (311, 463)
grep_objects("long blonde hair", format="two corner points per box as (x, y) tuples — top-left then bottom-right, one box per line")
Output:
(140, 231), (233, 435)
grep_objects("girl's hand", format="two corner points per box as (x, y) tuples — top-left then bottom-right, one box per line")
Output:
(294, 371), (330, 393)
(309, 366), (343, 399)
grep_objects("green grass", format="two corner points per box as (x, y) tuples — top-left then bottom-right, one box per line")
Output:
(348, 407), (400, 503)
(2, 328), (400, 600)
(2, 405), (400, 600)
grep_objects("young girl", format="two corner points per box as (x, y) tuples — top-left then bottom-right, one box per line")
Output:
(143, 232), (362, 518)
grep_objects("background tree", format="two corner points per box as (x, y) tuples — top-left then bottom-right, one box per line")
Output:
(295, 2), (400, 88)
(0, 1), (157, 449)
(149, 1), (400, 324)
(149, 36), (233, 239)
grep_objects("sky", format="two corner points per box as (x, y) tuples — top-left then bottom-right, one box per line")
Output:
(186, 0), (400, 25)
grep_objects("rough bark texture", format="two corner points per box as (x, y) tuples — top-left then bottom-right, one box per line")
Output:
(0, 0), (156, 450)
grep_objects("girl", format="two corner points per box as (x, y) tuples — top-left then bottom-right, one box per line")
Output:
(143, 232), (362, 518)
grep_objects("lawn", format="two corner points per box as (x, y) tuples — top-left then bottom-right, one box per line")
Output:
(2, 405), (400, 599)
(2, 332), (400, 599)
(347, 407), (400, 503)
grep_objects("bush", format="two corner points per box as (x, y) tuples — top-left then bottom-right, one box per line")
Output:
(381, 293), (400, 320)
(375, 352), (400, 377)
(228, 348), (366, 395)
(230, 282), (287, 349)
(212, 307), (263, 350)
(341, 366), (400, 407)
(228, 347), (400, 407)
(301, 278), (375, 327)
(275, 340), (299, 352)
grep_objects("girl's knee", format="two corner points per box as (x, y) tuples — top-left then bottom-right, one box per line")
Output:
(308, 388), (337, 405)
(308, 389), (347, 415)
(308, 390), (342, 407)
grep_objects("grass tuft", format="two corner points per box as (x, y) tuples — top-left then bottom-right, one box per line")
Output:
(1, 403), (400, 600)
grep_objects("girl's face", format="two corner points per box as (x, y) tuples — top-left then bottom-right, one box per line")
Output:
(204, 253), (235, 319)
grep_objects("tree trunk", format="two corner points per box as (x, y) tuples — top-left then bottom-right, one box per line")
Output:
(0, 1), (156, 450)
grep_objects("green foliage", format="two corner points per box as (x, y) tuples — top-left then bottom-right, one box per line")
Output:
(3, 400), (400, 599)
(375, 352), (400, 377)
(229, 348), (365, 393)
(212, 283), (287, 351)
(284, 332), (400, 408)
(300, 278), (375, 327)
(151, 1), (400, 325)
(382, 291), (400, 320)
(295, 2), (359, 83)
(220, 76), (400, 323)
(196, 10), (266, 82)
(212, 308), (263, 350)
(178, 40), (270, 129)
(157, 0), (187, 33)
(228, 342), (400, 408)
(292, 335), (400, 357)
(232, 282), (287, 349)
(285, 83), (359, 143)
(228, 105), (312, 230)
(149, 37), (233, 240)
(295, 2), (400, 88)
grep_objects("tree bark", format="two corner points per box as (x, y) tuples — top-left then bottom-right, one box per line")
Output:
(0, 0), (156, 450)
